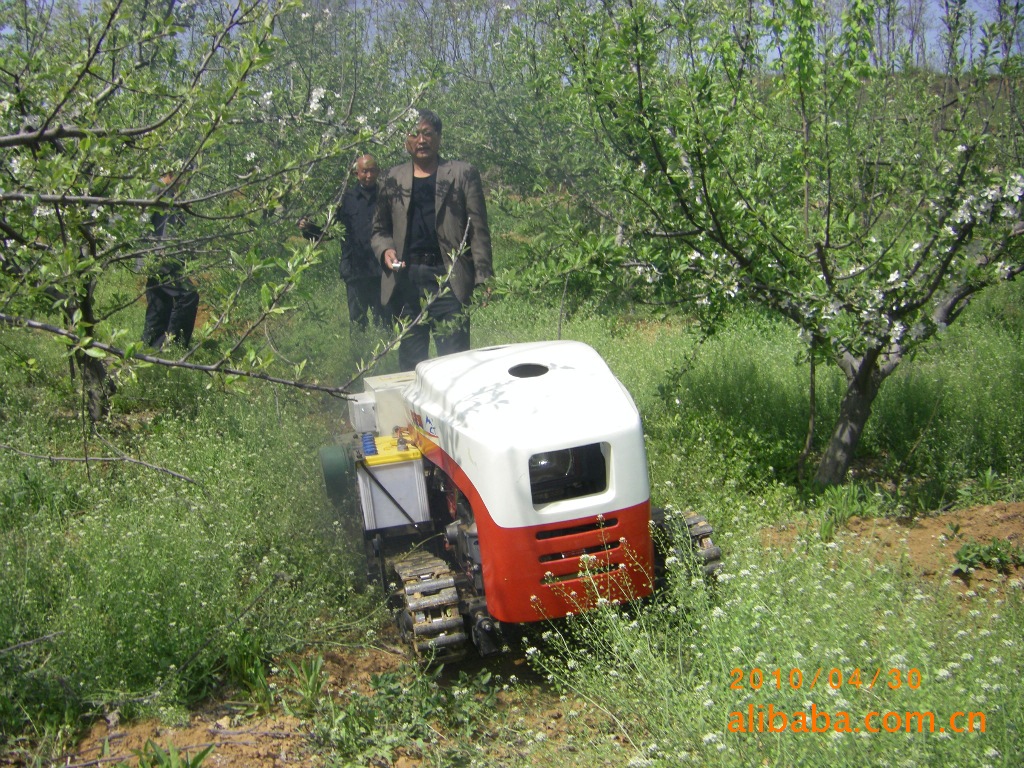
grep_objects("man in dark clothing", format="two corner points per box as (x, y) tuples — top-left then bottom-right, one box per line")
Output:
(142, 172), (199, 350)
(371, 109), (493, 371)
(339, 154), (386, 330)
(299, 154), (387, 332)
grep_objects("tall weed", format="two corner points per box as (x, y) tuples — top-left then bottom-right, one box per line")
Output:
(531, 534), (1024, 767)
(0, 364), (369, 752)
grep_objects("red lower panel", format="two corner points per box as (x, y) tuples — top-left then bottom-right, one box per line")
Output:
(418, 437), (655, 624)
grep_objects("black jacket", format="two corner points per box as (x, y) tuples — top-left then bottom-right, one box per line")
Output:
(339, 184), (381, 282)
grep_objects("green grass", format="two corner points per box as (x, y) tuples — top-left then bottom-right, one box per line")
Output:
(0, 330), (374, 759)
(1, 226), (1023, 765)
(867, 321), (1024, 507)
(528, 527), (1023, 766)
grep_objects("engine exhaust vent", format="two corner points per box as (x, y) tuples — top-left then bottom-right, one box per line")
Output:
(509, 363), (548, 378)
(538, 540), (620, 563)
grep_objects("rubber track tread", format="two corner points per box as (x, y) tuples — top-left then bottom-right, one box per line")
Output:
(391, 550), (467, 663)
(684, 514), (723, 575)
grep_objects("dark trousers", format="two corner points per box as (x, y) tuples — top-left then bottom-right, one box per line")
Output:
(392, 266), (469, 371)
(142, 275), (199, 350)
(346, 276), (388, 331)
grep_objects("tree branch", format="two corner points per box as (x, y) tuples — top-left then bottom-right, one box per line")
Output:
(0, 443), (200, 486)
(0, 312), (356, 396)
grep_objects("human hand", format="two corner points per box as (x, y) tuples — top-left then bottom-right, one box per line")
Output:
(297, 216), (323, 239)
(384, 250), (403, 270)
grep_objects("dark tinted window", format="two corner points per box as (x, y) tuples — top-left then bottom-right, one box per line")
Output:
(529, 443), (607, 505)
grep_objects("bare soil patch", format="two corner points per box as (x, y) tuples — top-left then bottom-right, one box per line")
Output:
(761, 502), (1024, 593)
(71, 644), (408, 768)
(67, 638), (594, 768)
(75, 711), (311, 768)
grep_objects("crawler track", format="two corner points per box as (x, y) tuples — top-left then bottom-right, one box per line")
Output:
(390, 550), (467, 664)
(684, 513), (723, 576)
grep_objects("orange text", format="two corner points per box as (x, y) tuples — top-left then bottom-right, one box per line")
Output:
(728, 703), (987, 734)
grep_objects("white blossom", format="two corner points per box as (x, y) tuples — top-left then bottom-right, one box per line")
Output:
(309, 87), (326, 112)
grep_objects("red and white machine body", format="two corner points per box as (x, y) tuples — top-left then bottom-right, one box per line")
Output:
(337, 340), (657, 657)
(405, 341), (655, 623)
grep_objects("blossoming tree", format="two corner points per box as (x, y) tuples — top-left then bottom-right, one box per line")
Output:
(546, 0), (1024, 485)
(0, 0), (409, 419)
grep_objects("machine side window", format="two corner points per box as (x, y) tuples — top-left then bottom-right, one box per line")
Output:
(529, 443), (607, 505)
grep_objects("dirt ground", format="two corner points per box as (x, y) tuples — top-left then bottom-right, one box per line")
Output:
(68, 641), (576, 768)
(70, 645), (401, 768)
(65, 503), (1024, 768)
(762, 501), (1024, 593)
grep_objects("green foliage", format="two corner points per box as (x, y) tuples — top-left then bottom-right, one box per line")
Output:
(815, 483), (885, 541)
(653, 311), (829, 480)
(0, 0), (404, 420)
(633, 290), (1024, 513)
(129, 740), (214, 768)
(864, 292), (1024, 507)
(0, 345), (370, 755)
(310, 666), (497, 766)
(955, 538), (1024, 574)
(224, 634), (277, 716)
(535, 0), (1024, 485)
(2, 2), (1023, 765)
(529, 531), (1024, 767)
(2, 230), (1022, 765)
(282, 655), (328, 717)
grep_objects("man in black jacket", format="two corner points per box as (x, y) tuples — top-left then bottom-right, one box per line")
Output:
(300, 154), (387, 332)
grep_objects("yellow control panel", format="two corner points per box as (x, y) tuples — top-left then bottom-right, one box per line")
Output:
(363, 433), (422, 467)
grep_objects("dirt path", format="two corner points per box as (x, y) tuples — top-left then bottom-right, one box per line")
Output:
(70, 637), (584, 768)
(68, 503), (1024, 768)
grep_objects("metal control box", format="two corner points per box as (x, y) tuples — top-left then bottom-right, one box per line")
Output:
(347, 392), (376, 433)
(356, 436), (430, 531)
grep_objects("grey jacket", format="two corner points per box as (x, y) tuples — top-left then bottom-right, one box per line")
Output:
(371, 157), (493, 306)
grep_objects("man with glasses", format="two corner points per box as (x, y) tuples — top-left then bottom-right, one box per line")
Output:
(372, 109), (493, 370)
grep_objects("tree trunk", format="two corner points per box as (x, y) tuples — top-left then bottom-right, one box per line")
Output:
(67, 281), (115, 422)
(75, 349), (115, 422)
(812, 356), (882, 487)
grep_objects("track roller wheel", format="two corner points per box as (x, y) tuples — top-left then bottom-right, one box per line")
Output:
(651, 508), (723, 583)
(684, 513), (722, 576)
(389, 550), (467, 665)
